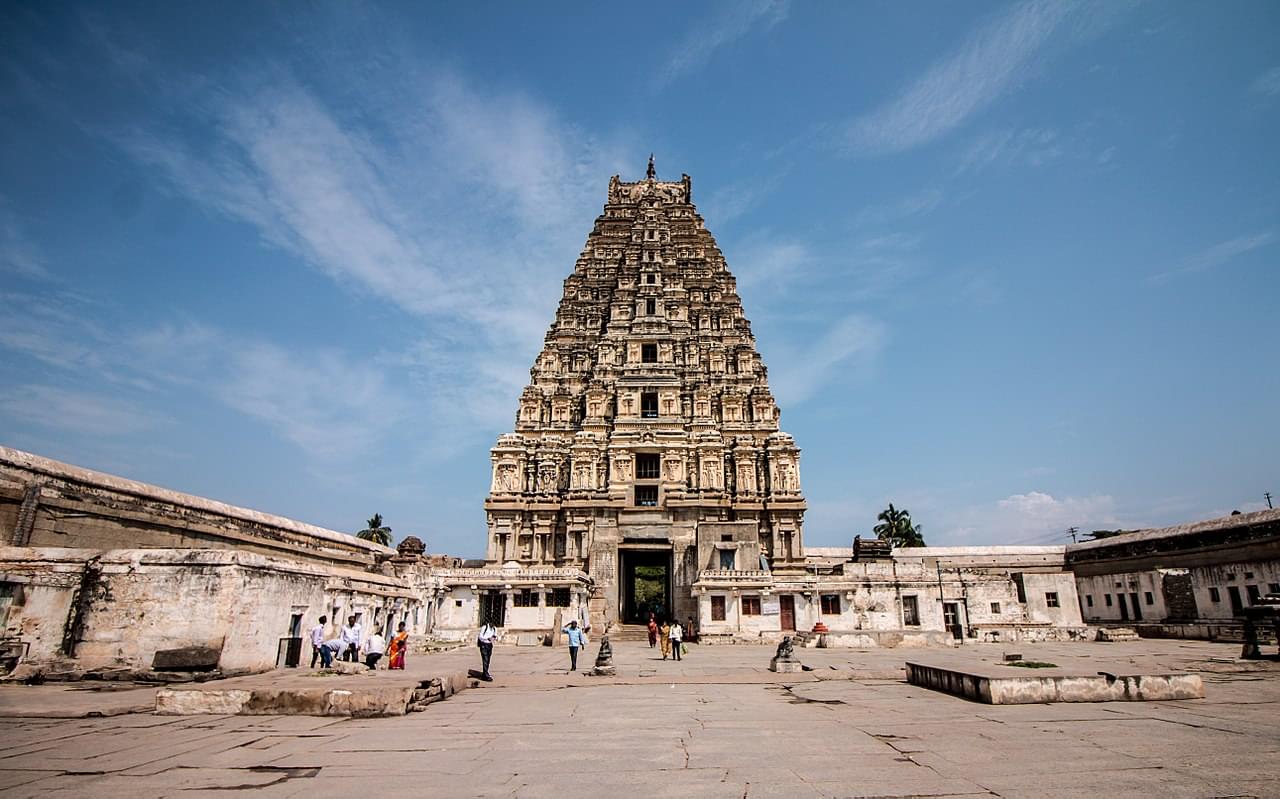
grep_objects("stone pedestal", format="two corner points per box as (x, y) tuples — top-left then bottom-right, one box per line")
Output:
(769, 658), (802, 673)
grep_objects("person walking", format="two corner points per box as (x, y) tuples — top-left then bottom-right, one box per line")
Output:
(646, 614), (658, 648)
(340, 615), (362, 663)
(669, 620), (684, 661)
(562, 620), (587, 671)
(364, 627), (386, 670)
(477, 620), (498, 681)
(659, 620), (672, 660)
(309, 615), (328, 668)
(386, 622), (408, 670)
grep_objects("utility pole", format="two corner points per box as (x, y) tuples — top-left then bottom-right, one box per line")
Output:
(1067, 526), (1079, 543)
(1266, 492), (1273, 510)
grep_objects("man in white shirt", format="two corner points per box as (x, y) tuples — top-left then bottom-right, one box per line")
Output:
(309, 615), (328, 668)
(669, 621), (684, 661)
(476, 621), (498, 681)
(364, 627), (386, 669)
(340, 615), (362, 663)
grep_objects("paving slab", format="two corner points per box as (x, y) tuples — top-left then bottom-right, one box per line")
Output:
(0, 639), (1276, 797)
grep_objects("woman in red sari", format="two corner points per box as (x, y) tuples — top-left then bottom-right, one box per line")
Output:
(386, 621), (409, 670)
(646, 613), (658, 648)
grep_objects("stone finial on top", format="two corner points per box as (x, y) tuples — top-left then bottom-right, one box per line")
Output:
(646, 153), (656, 180)
(396, 535), (426, 557)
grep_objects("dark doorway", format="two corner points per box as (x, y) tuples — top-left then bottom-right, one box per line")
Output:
(1119, 595), (1129, 621)
(481, 592), (506, 627)
(943, 602), (963, 640)
(1228, 586), (1244, 616)
(779, 595), (796, 631)
(620, 548), (672, 624)
(1129, 593), (1143, 622)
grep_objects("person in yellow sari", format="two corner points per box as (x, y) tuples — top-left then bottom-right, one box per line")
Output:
(659, 621), (672, 660)
(386, 621), (409, 670)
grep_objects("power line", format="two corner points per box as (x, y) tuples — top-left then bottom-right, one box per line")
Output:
(1067, 526), (1079, 543)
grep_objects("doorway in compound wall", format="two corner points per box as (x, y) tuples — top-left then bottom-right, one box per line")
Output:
(620, 548), (672, 624)
(779, 595), (796, 631)
(943, 602), (963, 640)
(481, 592), (506, 627)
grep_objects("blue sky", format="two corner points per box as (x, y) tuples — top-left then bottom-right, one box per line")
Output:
(2, 1), (1277, 556)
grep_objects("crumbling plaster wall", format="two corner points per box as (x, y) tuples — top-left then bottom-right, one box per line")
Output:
(0, 547), (420, 673)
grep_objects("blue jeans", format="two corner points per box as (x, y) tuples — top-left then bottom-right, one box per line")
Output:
(319, 645), (334, 668)
(569, 645), (579, 670)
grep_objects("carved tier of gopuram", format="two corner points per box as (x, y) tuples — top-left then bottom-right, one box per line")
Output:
(472, 158), (806, 634)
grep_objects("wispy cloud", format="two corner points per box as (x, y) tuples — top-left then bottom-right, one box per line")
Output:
(941, 490), (1126, 544)
(1149, 231), (1275, 284)
(0, 384), (162, 437)
(0, 206), (52, 280)
(955, 127), (1064, 174)
(657, 0), (789, 86)
(853, 188), (944, 229)
(845, 1), (1092, 155)
(769, 314), (887, 406)
(1250, 66), (1280, 97)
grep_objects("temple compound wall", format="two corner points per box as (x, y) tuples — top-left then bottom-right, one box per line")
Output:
(1068, 508), (1280, 637)
(0, 447), (443, 676)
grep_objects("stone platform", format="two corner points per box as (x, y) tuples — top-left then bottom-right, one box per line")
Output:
(156, 670), (473, 717)
(906, 661), (1205, 704)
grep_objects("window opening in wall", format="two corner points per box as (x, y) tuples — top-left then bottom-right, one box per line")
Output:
(1269, 583), (1280, 595)
(1246, 585), (1261, 604)
(1144, 591), (1154, 605)
(821, 594), (840, 615)
(548, 588), (571, 607)
(741, 595), (762, 615)
(1045, 592), (1060, 608)
(711, 595), (726, 621)
(642, 344), (658, 363)
(1226, 573), (1236, 581)
(1208, 587), (1220, 602)
(646, 274), (656, 284)
(455, 599), (463, 607)
(1245, 572), (1255, 579)
(718, 549), (735, 570)
(289, 613), (303, 637)
(635, 485), (658, 507)
(902, 595), (920, 626)
(990, 602), (1001, 614)
(1104, 594), (1113, 607)
(513, 590), (535, 608)
(641, 392), (658, 418)
(636, 453), (660, 479)
(720, 534), (733, 542)
(1086, 595), (1093, 607)
(645, 298), (656, 315)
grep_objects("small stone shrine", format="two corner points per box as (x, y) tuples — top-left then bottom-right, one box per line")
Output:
(769, 635), (801, 673)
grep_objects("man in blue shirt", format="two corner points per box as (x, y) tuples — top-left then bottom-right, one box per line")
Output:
(562, 620), (587, 671)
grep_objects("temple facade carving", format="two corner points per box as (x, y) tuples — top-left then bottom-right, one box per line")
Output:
(482, 162), (806, 627)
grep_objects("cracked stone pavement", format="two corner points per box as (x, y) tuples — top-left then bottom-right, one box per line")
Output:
(0, 639), (1278, 798)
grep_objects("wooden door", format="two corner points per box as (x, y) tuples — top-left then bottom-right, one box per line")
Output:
(943, 602), (963, 640)
(779, 595), (795, 631)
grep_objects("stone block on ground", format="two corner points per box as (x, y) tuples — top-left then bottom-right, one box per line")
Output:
(152, 645), (222, 672)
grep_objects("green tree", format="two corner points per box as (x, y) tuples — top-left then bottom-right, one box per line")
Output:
(873, 503), (926, 547)
(357, 513), (393, 546)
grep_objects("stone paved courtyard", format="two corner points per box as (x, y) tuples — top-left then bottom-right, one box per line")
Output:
(1, 639), (1278, 798)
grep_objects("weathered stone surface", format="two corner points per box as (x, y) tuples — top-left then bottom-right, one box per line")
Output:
(155, 688), (252, 715)
(152, 645), (221, 671)
(905, 661), (1206, 704)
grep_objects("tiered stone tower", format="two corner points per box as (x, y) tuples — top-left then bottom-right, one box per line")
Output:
(484, 158), (805, 627)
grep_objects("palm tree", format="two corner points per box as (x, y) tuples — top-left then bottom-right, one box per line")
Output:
(873, 503), (926, 548)
(357, 513), (393, 547)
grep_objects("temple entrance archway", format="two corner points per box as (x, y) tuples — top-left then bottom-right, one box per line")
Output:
(619, 547), (672, 624)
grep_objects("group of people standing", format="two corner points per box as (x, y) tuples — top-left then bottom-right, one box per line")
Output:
(309, 614), (409, 671)
(646, 614), (691, 661)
